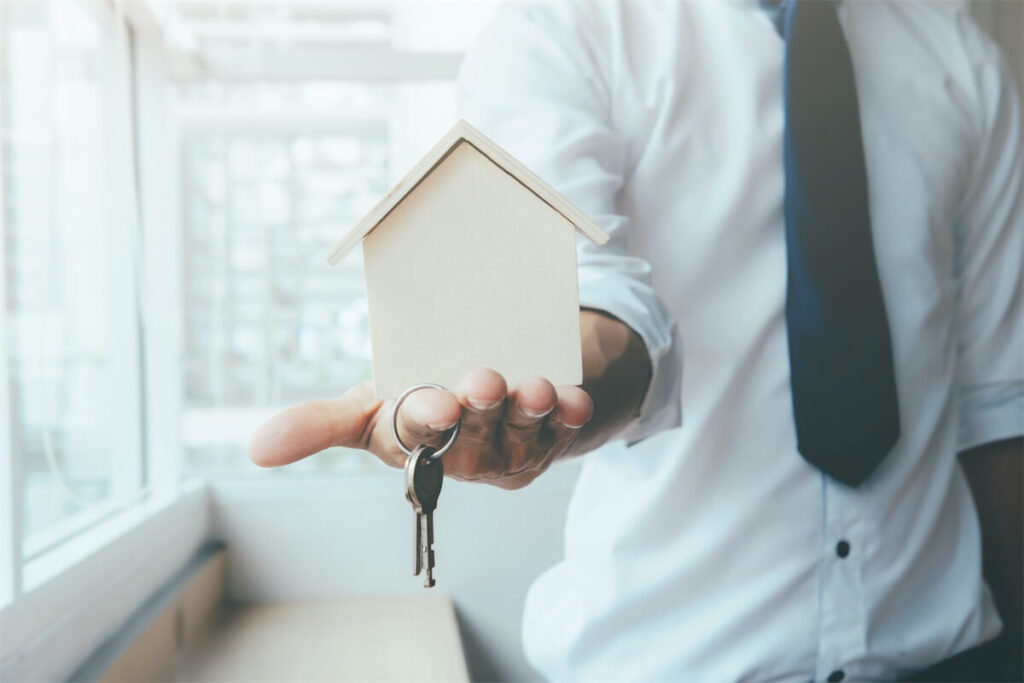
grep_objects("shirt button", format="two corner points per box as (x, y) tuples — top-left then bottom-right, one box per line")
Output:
(828, 670), (845, 682)
(836, 540), (851, 558)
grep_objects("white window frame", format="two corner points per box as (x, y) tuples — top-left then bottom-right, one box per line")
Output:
(0, 66), (22, 602)
(0, 2), (203, 678)
(0, 0), (146, 575)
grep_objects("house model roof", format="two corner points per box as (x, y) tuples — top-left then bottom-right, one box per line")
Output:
(325, 119), (610, 265)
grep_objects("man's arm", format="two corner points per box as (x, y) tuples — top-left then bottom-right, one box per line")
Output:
(250, 309), (651, 489)
(573, 309), (652, 453)
(944, 25), (1024, 679)
(959, 436), (1023, 681)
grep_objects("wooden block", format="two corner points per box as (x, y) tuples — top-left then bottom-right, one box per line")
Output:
(364, 140), (583, 397)
(326, 120), (609, 398)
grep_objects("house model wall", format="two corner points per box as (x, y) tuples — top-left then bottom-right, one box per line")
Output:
(326, 121), (609, 399)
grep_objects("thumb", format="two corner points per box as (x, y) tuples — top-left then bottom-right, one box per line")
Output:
(249, 382), (381, 467)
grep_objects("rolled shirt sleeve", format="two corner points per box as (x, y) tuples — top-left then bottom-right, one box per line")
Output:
(953, 23), (1024, 451)
(456, 0), (682, 441)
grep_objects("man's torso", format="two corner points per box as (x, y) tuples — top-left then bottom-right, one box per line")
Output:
(515, 1), (1003, 679)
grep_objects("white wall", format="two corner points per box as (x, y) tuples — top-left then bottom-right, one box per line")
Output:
(208, 460), (582, 682)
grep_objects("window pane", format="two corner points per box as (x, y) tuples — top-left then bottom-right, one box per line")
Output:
(179, 79), (457, 474)
(181, 130), (385, 472)
(2, 0), (143, 548)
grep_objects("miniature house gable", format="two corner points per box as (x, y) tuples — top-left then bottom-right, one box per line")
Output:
(326, 120), (609, 399)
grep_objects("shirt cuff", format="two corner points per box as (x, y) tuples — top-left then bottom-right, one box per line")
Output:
(578, 268), (682, 445)
(957, 380), (1024, 451)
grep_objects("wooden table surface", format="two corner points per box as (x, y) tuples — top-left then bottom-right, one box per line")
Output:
(176, 596), (469, 682)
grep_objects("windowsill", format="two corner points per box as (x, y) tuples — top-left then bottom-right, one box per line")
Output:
(0, 482), (212, 681)
(22, 481), (204, 591)
(23, 490), (149, 565)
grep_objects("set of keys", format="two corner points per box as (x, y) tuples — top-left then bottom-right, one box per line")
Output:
(392, 383), (462, 588)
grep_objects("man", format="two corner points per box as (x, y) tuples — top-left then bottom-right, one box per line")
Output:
(251, 0), (1022, 679)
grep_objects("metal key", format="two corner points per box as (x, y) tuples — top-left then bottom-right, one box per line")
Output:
(405, 445), (443, 587)
(392, 384), (460, 587)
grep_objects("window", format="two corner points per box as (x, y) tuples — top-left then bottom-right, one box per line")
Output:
(180, 118), (387, 473)
(168, 0), (485, 474)
(1, 0), (144, 586)
(0, 0), (493, 610)
(176, 81), (459, 475)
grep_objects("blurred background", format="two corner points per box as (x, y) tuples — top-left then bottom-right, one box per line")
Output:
(1, 1), (1021, 681)
(4, 0), (489, 527)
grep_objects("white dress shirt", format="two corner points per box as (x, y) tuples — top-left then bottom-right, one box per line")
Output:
(458, 1), (1024, 680)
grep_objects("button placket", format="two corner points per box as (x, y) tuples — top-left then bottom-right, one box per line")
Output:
(815, 478), (868, 681)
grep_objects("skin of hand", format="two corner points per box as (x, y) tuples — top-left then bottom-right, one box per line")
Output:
(958, 436), (1023, 680)
(250, 309), (652, 489)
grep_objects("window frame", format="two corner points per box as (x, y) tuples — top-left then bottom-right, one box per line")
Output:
(0, 0), (23, 610)
(0, 3), (202, 676)
(0, 0), (158, 610)
(0, 57), (22, 600)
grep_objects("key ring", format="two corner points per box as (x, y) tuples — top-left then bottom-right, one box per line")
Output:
(391, 383), (461, 460)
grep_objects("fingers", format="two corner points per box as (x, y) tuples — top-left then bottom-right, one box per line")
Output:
(500, 377), (558, 474)
(497, 382), (591, 478)
(455, 368), (508, 446)
(250, 383), (380, 467)
(444, 375), (591, 482)
(251, 381), (462, 469)
(250, 370), (594, 487)
(547, 385), (593, 457)
(443, 369), (507, 475)
(380, 386), (462, 467)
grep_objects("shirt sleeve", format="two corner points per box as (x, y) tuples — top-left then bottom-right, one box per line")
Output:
(953, 23), (1024, 452)
(456, 0), (682, 442)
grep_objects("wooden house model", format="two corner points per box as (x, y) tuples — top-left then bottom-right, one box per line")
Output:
(326, 120), (609, 398)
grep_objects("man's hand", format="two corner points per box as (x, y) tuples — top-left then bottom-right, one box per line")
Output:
(250, 310), (650, 488)
(250, 369), (593, 490)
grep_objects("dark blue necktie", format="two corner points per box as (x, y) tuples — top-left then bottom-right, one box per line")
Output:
(773, 0), (901, 486)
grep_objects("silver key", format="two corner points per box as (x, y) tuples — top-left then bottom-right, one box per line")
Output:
(404, 445), (443, 587)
